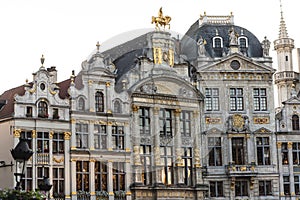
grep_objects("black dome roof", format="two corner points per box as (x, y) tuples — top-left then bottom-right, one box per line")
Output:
(181, 20), (263, 61)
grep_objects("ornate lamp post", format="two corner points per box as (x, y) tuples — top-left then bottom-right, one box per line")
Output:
(10, 138), (33, 190)
(38, 176), (52, 199)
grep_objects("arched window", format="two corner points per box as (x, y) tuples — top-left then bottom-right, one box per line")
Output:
(78, 97), (85, 111)
(95, 91), (104, 112)
(114, 100), (122, 113)
(38, 101), (48, 118)
(292, 115), (300, 130)
(213, 38), (223, 48)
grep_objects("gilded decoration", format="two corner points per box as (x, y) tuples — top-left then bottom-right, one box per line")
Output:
(277, 142), (282, 148)
(288, 142), (293, 149)
(64, 132), (71, 140)
(153, 47), (162, 64)
(105, 82), (110, 87)
(253, 117), (270, 124)
(13, 129), (21, 138)
(205, 117), (221, 124)
(227, 114), (250, 132)
(132, 104), (139, 112)
(151, 7), (171, 30)
(153, 107), (160, 115)
(168, 49), (174, 66)
(49, 131), (54, 139)
(48, 87), (57, 95)
(53, 157), (64, 163)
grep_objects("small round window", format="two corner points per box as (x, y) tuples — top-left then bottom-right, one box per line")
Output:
(40, 83), (46, 91)
(230, 60), (240, 70)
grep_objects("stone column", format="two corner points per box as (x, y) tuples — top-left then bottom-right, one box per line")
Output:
(106, 82), (112, 113)
(107, 123), (113, 151)
(131, 104), (142, 185)
(89, 121), (95, 150)
(90, 159), (96, 200)
(125, 161), (132, 200)
(193, 111), (202, 186)
(247, 133), (254, 164)
(288, 142), (295, 197)
(277, 142), (284, 197)
(31, 130), (37, 190)
(70, 118), (77, 150)
(107, 161), (114, 200)
(174, 109), (184, 185)
(88, 80), (94, 112)
(70, 159), (77, 199)
(64, 132), (71, 199)
(153, 107), (163, 186)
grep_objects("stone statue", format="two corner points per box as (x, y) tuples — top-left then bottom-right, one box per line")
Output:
(229, 27), (238, 45)
(261, 36), (271, 57)
(197, 35), (206, 56)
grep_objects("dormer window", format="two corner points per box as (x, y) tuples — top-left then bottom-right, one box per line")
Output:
(213, 37), (223, 48)
(292, 115), (300, 130)
(114, 100), (122, 113)
(38, 101), (48, 118)
(78, 97), (85, 111)
(238, 36), (248, 55)
(95, 91), (104, 112)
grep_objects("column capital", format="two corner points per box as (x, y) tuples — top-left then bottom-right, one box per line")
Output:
(132, 104), (139, 112)
(153, 107), (160, 115)
(32, 130), (36, 138)
(174, 108), (181, 117)
(106, 82), (111, 87)
(64, 132), (72, 140)
(288, 141), (293, 149)
(49, 131), (54, 139)
(13, 129), (21, 138)
(277, 142), (282, 148)
(193, 110), (199, 117)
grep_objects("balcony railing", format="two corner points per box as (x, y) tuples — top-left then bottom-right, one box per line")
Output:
(36, 153), (50, 165)
(274, 71), (298, 83)
(226, 163), (258, 177)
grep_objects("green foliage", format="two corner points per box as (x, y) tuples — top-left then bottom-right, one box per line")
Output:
(0, 188), (46, 200)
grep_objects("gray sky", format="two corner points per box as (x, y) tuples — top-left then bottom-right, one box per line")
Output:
(0, 0), (298, 94)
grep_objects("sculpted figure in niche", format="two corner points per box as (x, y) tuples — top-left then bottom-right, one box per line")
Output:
(261, 36), (271, 57)
(197, 35), (207, 56)
(229, 27), (238, 45)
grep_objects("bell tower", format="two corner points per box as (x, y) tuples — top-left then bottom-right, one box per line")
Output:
(274, 1), (297, 105)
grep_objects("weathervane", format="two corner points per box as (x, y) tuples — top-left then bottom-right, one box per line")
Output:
(151, 7), (171, 31)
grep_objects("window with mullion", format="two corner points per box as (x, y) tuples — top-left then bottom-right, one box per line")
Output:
(76, 161), (90, 192)
(76, 124), (89, 149)
(159, 109), (172, 137)
(140, 145), (152, 185)
(113, 162), (125, 191)
(22, 167), (33, 191)
(253, 88), (267, 111)
(205, 88), (219, 111)
(292, 115), (300, 130)
(112, 126), (124, 150)
(283, 176), (290, 195)
(293, 143), (300, 165)
(53, 132), (64, 154)
(235, 180), (248, 197)
(160, 146), (174, 185)
(230, 88), (244, 111)
(295, 176), (300, 195)
(37, 167), (49, 186)
(210, 181), (224, 197)
(95, 162), (108, 192)
(139, 107), (150, 135)
(282, 143), (289, 165)
(95, 91), (104, 112)
(259, 180), (272, 196)
(182, 147), (193, 186)
(256, 137), (270, 165)
(208, 137), (222, 166)
(53, 167), (65, 198)
(94, 125), (107, 149)
(21, 131), (33, 149)
(38, 101), (48, 118)
(180, 111), (191, 137)
(232, 138), (245, 165)
(37, 132), (49, 153)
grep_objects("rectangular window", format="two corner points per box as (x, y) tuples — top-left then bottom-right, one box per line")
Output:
(22, 167), (33, 191)
(235, 180), (248, 197)
(180, 111), (191, 137)
(210, 181), (224, 197)
(37, 132), (49, 153)
(21, 130), (33, 149)
(140, 145), (152, 185)
(159, 109), (172, 137)
(139, 107), (150, 135)
(182, 147), (193, 186)
(259, 180), (272, 196)
(37, 167), (49, 186)
(253, 88), (267, 111)
(113, 162), (125, 191)
(284, 176), (290, 195)
(230, 88), (244, 111)
(53, 168), (65, 198)
(208, 137), (222, 166)
(293, 142), (300, 165)
(94, 125), (107, 149)
(205, 88), (219, 111)
(295, 176), (300, 195)
(282, 143), (289, 165)
(53, 132), (64, 154)
(256, 137), (270, 165)
(76, 124), (88, 149)
(112, 126), (124, 150)
(232, 138), (245, 165)
(160, 146), (174, 185)
(53, 108), (59, 119)
(26, 106), (32, 117)
(95, 162), (108, 191)
(76, 161), (89, 191)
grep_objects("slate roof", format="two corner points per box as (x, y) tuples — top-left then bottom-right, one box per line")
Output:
(181, 20), (263, 61)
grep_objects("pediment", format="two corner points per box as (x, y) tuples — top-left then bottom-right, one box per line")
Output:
(283, 96), (300, 105)
(253, 127), (272, 134)
(205, 127), (223, 135)
(198, 54), (275, 73)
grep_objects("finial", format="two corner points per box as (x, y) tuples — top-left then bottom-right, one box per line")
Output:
(70, 70), (75, 84)
(41, 54), (45, 67)
(215, 29), (219, 36)
(241, 29), (244, 35)
(25, 79), (28, 83)
(96, 41), (100, 52)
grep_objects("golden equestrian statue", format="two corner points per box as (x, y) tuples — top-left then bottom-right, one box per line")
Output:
(151, 7), (171, 30)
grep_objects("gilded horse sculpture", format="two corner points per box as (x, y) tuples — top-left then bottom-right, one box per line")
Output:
(151, 7), (171, 30)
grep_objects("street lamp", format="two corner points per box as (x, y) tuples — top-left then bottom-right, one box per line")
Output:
(10, 138), (33, 190)
(38, 176), (52, 199)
